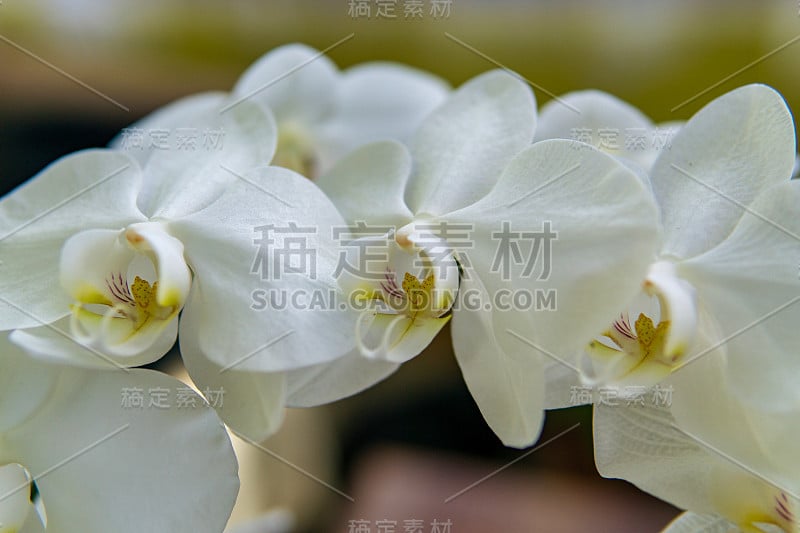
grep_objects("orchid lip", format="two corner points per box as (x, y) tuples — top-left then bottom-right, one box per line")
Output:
(59, 222), (191, 357)
(581, 260), (698, 387)
(339, 222), (459, 360)
(0, 463), (45, 533)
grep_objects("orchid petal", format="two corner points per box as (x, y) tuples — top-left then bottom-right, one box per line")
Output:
(594, 401), (720, 517)
(180, 291), (287, 442)
(661, 512), (736, 533)
(0, 351), (238, 533)
(0, 463), (34, 532)
(451, 271), (545, 448)
(446, 140), (660, 373)
(355, 311), (449, 364)
(313, 62), (449, 174)
(171, 166), (358, 372)
(233, 44), (337, 124)
(316, 141), (414, 227)
(535, 90), (659, 169)
(286, 347), (399, 407)
(0, 150), (143, 330)
(405, 70), (536, 216)
(651, 84), (795, 259)
(109, 92), (230, 166)
(679, 180), (800, 408)
(136, 96), (278, 220)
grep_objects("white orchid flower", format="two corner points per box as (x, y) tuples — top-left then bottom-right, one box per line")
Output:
(0, 94), (273, 361)
(231, 43), (450, 178)
(1, 95), (358, 440)
(534, 90), (682, 171)
(595, 352), (799, 533)
(0, 337), (238, 533)
(115, 43), (449, 180)
(298, 70), (661, 447)
(549, 84), (800, 405)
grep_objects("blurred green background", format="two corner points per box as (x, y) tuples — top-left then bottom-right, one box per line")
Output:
(1, 1), (799, 184)
(1, 1), (797, 531)
(2, 0), (799, 192)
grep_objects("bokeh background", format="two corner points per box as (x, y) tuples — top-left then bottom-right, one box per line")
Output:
(1, 1), (798, 531)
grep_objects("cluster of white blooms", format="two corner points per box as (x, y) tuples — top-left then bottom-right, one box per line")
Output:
(1, 43), (798, 532)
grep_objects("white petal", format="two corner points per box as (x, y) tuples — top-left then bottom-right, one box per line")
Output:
(316, 141), (414, 227)
(170, 166), (358, 372)
(136, 96), (278, 220)
(0, 150), (144, 330)
(313, 62), (449, 174)
(679, 180), (800, 408)
(534, 90), (658, 169)
(644, 260), (697, 362)
(233, 43), (338, 124)
(452, 273), (545, 448)
(355, 312), (449, 364)
(20, 517), (46, 533)
(9, 316), (177, 369)
(668, 350), (796, 487)
(109, 92), (231, 167)
(225, 510), (294, 533)
(180, 294), (287, 442)
(0, 366), (238, 533)
(593, 401), (720, 516)
(661, 512), (736, 533)
(54, 226), (182, 363)
(123, 222), (192, 308)
(59, 228), (135, 306)
(596, 384), (798, 531)
(0, 463), (34, 532)
(285, 347), (399, 407)
(651, 84), (795, 259)
(0, 334), (60, 433)
(543, 359), (584, 409)
(446, 139), (661, 375)
(405, 70), (536, 216)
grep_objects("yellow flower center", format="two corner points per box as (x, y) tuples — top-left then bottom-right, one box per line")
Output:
(274, 123), (319, 179)
(401, 271), (436, 314)
(129, 276), (175, 326)
(633, 313), (671, 363)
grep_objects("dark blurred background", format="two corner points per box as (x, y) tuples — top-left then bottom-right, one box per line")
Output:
(2, 1), (798, 531)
